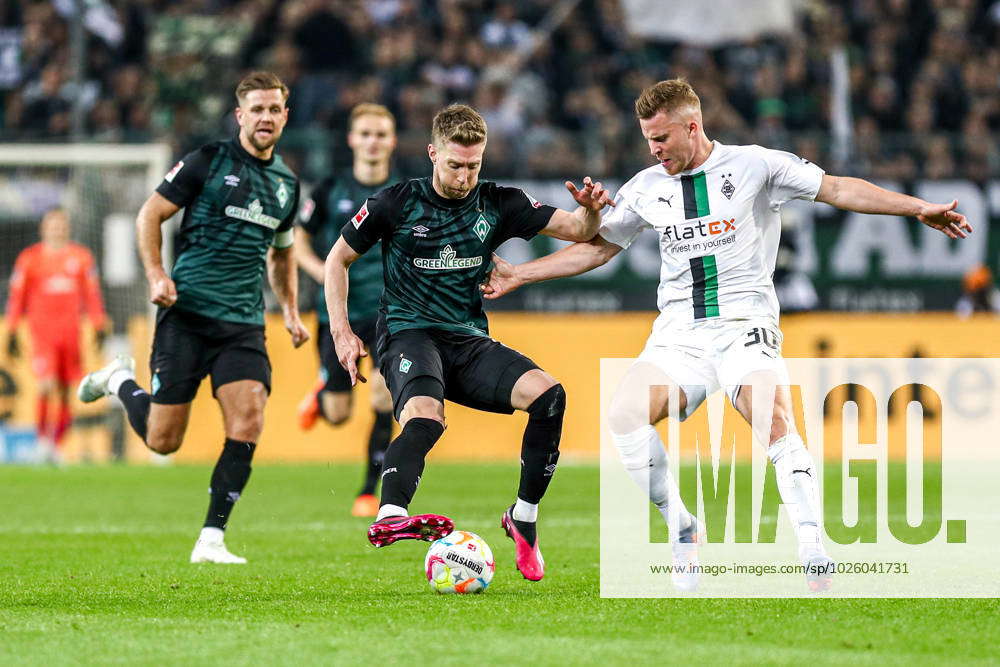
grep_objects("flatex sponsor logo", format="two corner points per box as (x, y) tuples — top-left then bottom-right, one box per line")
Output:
(663, 218), (736, 242)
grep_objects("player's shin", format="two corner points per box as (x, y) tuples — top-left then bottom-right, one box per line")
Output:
(361, 410), (393, 496)
(377, 417), (444, 519)
(35, 396), (50, 440)
(513, 384), (565, 538)
(612, 424), (692, 536)
(53, 399), (72, 444)
(767, 433), (825, 561)
(204, 438), (256, 530)
(115, 379), (151, 441)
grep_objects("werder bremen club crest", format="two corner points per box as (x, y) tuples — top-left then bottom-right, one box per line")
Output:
(275, 180), (289, 208)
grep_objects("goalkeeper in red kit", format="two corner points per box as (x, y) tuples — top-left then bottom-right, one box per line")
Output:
(5, 209), (107, 462)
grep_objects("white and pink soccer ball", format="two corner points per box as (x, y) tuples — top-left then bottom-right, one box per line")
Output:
(424, 530), (495, 594)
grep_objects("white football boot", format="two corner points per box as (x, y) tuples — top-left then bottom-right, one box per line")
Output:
(190, 528), (247, 564)
(800, 540), (835, 592)
(671, 512), (704, 592)
(77, 355), (135, 403)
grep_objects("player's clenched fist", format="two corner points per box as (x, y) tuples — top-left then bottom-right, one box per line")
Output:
(147, 270), (177, 307)
(481, 253), (522, 300)
(284, 311), (310, 348)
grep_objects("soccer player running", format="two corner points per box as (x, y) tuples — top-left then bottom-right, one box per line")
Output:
(482, 79), (972, 591)
(77, 71), (309, 564)
(325, 104), (612, 581)
(5, 209), (107, 463)
(294, 103), (401, 518)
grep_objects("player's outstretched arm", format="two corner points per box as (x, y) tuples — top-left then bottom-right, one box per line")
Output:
(816, 175), (972, 239)
(539, 177), (615, 242)
(136, 192), (181, 307)
(324, 236), (367, 385)
(267, 245), (310, 348)
(294, 228), (326, 284)
(481, 235), (622, 300)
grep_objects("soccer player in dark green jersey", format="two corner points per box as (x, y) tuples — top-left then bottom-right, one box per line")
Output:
(294, 103), (401, 518)
(77, 71), (309, 564)
(324, 104), (613, 581)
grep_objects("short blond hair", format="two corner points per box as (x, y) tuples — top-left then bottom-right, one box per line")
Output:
(349, 103), (396, 131)
(634, 78), (701, 120)
(235, 70), (289, 103)
(431, 104), (487, 146)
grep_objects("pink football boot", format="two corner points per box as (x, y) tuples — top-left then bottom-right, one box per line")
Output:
(367, 513), (454, 548)
(501, 506), (544, 581)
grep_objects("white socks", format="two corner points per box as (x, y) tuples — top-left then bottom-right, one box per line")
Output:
(613, 425), (692, 531)
(767, 433), (824, 560)
(512, 498), (538, 522)
(199, 526), (224, 543)
(376, 504), (407, 521)
(108, 369), (134, 396)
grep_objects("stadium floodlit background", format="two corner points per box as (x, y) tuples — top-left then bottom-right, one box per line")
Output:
(2, 0), (1000, 662)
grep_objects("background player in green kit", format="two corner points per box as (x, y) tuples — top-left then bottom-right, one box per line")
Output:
(294, 103), (400, 518)
(77, 71), (309, 564)
(324, 104), (613, 581)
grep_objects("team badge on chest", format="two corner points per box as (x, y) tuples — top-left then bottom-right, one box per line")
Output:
(473, 214), (492, 243)
(275, 180), (289, 208)
(721, 173), (735, 200)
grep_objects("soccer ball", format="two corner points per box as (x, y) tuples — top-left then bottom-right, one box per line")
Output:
(424, 530), (495, 594)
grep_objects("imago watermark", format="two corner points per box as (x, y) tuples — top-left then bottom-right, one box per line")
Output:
(599, 358), (999, 597)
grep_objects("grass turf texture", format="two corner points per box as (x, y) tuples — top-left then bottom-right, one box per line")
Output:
(1, 463), (996, 665)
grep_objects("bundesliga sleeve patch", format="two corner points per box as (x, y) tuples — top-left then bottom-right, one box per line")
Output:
(524, 192), (542, 208)
(164, 160), (184, 182)
(299, 197), (316, 222)
(352, 202), (369, 229)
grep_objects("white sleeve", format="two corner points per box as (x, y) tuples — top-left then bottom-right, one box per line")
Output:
(597, 188), (649, 250)
(759, 147), (825, 209)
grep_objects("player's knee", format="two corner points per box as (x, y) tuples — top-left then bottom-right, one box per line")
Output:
(147, 432), (183, 455)
(370, 386), (393, 414)
(400, 396), (445, 427)
(228, 408), (264, 442)
(326, 412), (349, 427)
(527, 383), (565, 421)
(321, 393), (350, 426)
(229, 421), (263, 443)
(608, 390), (648, 436)
(371, 395), (393, 414)
(611, 424), (662, 471)
(400, 412), (446, 430)
(523, 384), (564, 456)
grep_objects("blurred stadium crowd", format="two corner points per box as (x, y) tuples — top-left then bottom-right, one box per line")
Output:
(0, 0), (998, 181)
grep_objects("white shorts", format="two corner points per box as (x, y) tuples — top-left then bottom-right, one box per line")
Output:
(635, 317), (789, 420)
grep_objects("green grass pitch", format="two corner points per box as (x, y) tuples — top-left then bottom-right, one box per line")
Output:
(1, 462), (996, 665)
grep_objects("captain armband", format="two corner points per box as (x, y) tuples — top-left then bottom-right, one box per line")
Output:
(272, 229), (294, 249)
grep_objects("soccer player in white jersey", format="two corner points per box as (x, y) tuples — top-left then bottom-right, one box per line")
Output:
(481, 79), (972, 591)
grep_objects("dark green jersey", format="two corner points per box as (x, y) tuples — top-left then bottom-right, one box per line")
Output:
(155, 137), (300, 325)
(297, 170), (401, 322)
(341, 178), (555, 337)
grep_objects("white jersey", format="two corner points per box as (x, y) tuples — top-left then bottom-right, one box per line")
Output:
(599, 141), (824, 329)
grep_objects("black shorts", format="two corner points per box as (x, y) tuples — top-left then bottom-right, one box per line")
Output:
(149, 307), (271, 404)
(379, 327), (540, 421)
(317, 316), (380, 393)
